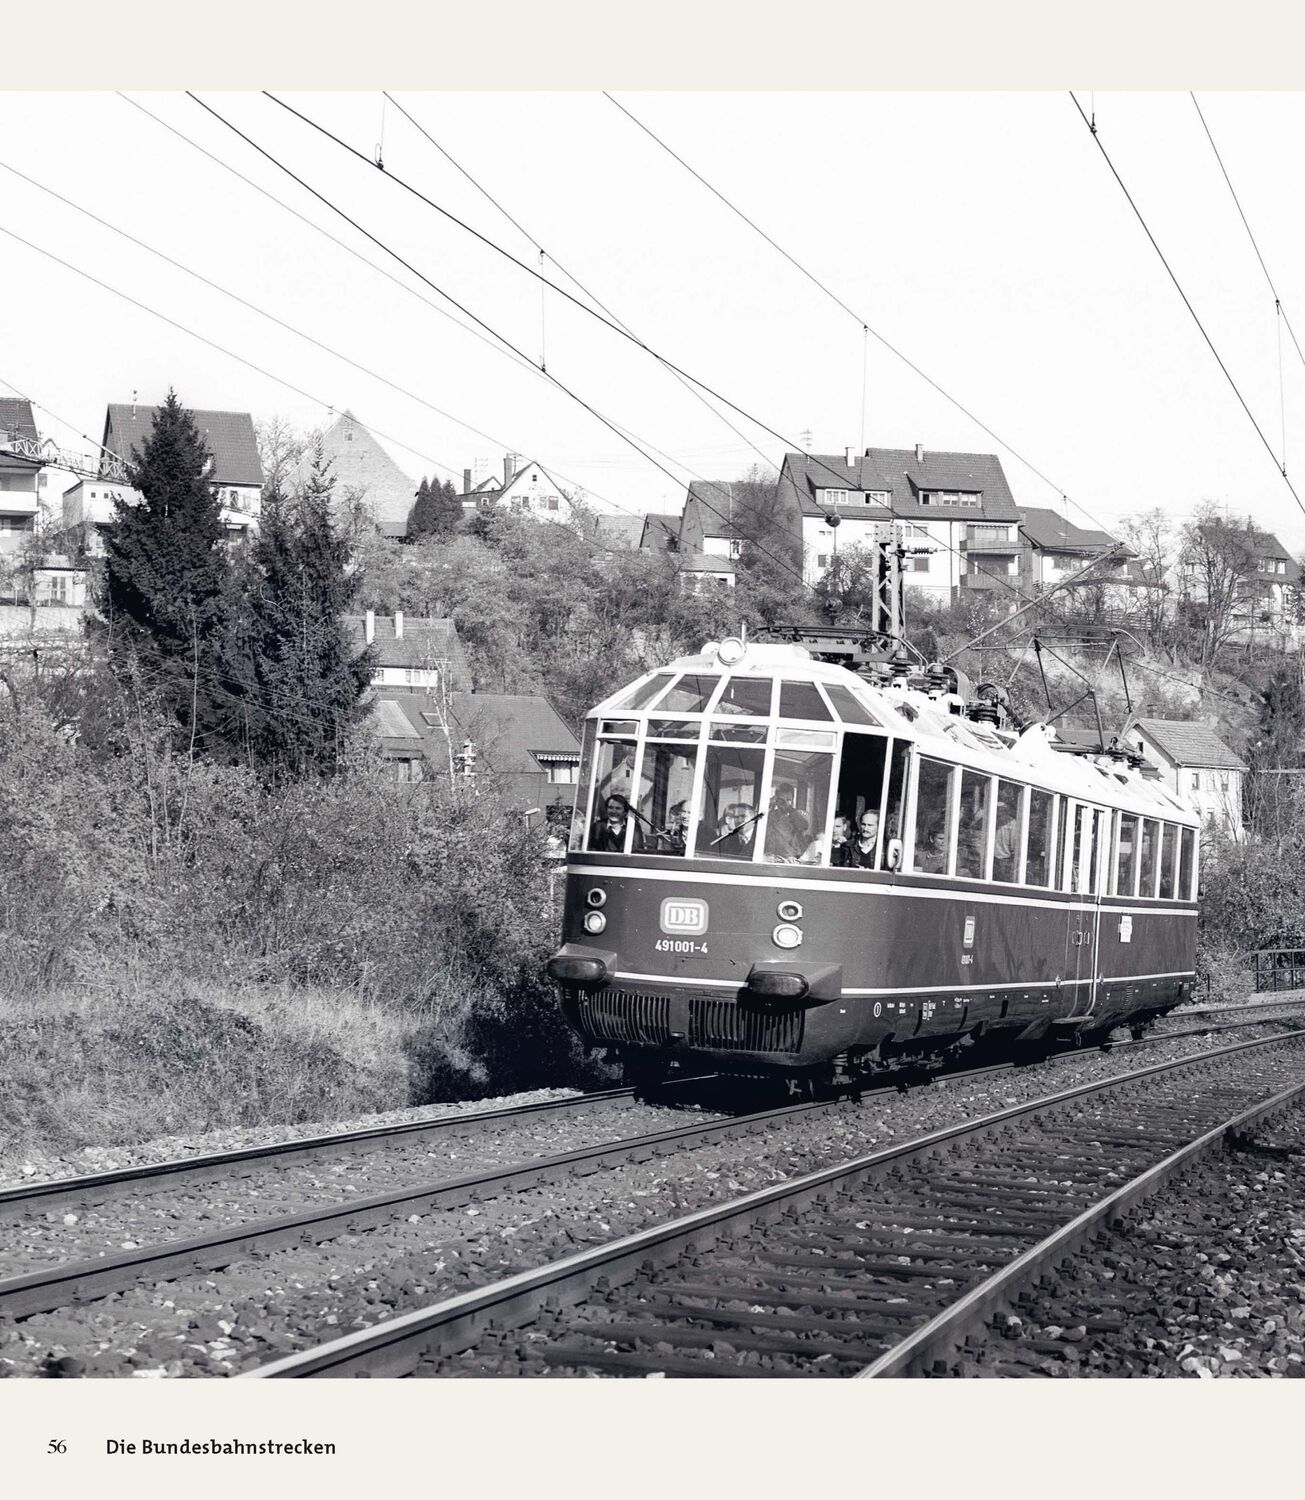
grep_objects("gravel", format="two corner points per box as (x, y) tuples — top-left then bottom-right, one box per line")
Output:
(951, 1098), (1305, 1378)
(0, 1025), (1299, 1379)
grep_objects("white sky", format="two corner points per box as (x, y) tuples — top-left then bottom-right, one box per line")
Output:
(4, 89), (1305, 553)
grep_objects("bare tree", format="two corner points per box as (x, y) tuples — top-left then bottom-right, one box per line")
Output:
(255, 416), (322, 497)
(1120, 506), (1174, 647)
(1179, 502), (1263, 672)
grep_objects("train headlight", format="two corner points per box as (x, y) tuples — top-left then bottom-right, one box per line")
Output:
(717, 636), (747, 666)
(585, 888), (607, 908)
(777, 899), (803, 922)
(583, 910), (608, 935)
(772, 923), (803, 950)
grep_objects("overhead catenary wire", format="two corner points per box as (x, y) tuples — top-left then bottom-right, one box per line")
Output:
(601, 91), (1116, 539)
(205, 92), (1084, 616)
(381, 90), (778, 476)
(1070, 91), (1305, 524)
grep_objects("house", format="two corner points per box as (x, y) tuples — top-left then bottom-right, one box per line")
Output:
(639, 512), (682, 552)
(372, 689), (582, 812)
(460, 455), (573, 522)
(0, 398), (42, 558)
(288, 410), (417, 534)
(775, 444), (1021, 599)
(587, 513), (644, 550)
(1175, 520), (1302, 647)
(1018, 506), (1136, 607)
(63, 402), (265, 553)
(343, 612), (473, 693)
(1128, 717), (1246, 843)
(678, 480), (750, 561)
(676, 552), (736, 591)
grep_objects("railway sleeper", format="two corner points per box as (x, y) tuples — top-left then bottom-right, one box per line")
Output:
(573, 1319), (874, 1365)
(637, 1283), (953, 1316)
(538, 1344), (798, 1378)
(602, 1298), (919, 1340)
(702, 1257), (991, 1287)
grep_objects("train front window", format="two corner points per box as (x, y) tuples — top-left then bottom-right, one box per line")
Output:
(763, 743), (834, 864)
(568, 721), (598, 851)
(585, 736), (641, 853)
(636, 741), (698, 858)
(715, 676), (773, 717)
(695, 744), (766, 860)
(606, 673), (674, 712)
(823, 682), (879, 727)
(779, 680), (833, 721)
(657, 674), (721, 714)
(834, 731), (888, 866)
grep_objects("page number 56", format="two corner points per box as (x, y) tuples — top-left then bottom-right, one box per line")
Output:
(47, 1440), (66, 1455)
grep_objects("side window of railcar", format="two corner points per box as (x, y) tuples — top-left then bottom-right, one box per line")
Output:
(910, 758), (954, 875)
(763, 732), (835, 864)
(695, 741), (766, 861)
(991, 780), (1023, 884)
(1025, 789), (1055, 887)
(1070, 804), (1096, 895)
(1179, 826), (1196, 900)
(1114, 813), (1139, 897)
(833, 730), (888, 867)
(955, 769), (992, 880)
(882, 740), (909, 865)
(1138, 819), (1159, 898)
(1054, 799), (1072, 889)
(1158, 822), (1177, 899)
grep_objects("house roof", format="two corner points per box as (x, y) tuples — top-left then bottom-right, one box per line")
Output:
(679, 552), (736, 574)
(782, 447), (1020, 522)
(103, 404), (264, 487)
(589, 513), (644, 549)
(343, 615), (473, 690)
(1018, 505), (1125, 557)
(684, 480), (751, 540)
(0, 398), (38, 445)
(376, 691), (581, 779)
(1131, 718), (1247, 771)
(640, 512), (682, 549)
(286, 412), (416, 528)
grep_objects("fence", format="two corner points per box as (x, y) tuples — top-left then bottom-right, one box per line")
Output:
(1251, 949), (1305, 994)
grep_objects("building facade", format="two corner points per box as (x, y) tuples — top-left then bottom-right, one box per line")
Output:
(1128, 717), (1246, 844)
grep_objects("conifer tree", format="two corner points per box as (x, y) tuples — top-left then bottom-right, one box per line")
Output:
(407, 477), (437, 540)
(100, 390), (233, 741)
(238, 447), (374, 774)
(431, 477), (464, 535)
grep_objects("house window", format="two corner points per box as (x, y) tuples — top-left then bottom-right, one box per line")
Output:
(546, 762), (579, 785)
(911, 555), (930, 572)
(547, 496), (558, 511)
(1191, 772), (1201, 791)
(50, 575), (68, 603)
(532, 472), (539, 482)
(817, 554), (830, 569)
(728, 539), (741, 559)
(920, 490), (981, 507)
(345, 427), (354, 441)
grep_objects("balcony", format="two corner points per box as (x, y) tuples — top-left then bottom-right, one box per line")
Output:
(963, 536), (1019, 554)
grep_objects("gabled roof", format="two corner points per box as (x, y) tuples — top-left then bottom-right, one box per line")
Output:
(589, 513), (645, 549)
(640, 512), (682, 550)
(684, 480), (751, 540)
(343, 615), (473, 690)
(1131, 718), (1246, 771)
(1019, 505), (1125, 557)
(0, 398), (38, 444)
(376, 691), (581, 777)
(781, 447), (1020, 522)
(287, 412), (416, 527)
(679, 552), (736, 574)
(103, 404), (264, 487)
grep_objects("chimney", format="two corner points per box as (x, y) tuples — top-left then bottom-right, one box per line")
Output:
(845, 445), (856, 468)
(364, 609), (375, 644)
(915, 443), (925, 463)
(132, 390), (138, 418)
(463, 468), (471, 495)
(504, 453), (516, 486)
(394, 610), (404, 640)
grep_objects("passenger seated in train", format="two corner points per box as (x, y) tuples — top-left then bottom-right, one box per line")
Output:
(657, 801), (690, 856)
(844, 809), (881, 868)
(590, 795), (644, 853)
(915, 814), (948, 873)
(765, 784), (809, 862)
(825, 814), (854, 865)
(714, 802), (761, 859)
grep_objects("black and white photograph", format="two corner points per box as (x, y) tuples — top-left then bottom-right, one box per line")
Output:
(4, 13), (1305, 1481)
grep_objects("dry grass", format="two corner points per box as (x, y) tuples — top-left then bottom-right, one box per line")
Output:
(0, 980), (416, 1159)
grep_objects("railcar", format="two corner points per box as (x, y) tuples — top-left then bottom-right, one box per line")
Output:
(547, 635), (1200, 1089)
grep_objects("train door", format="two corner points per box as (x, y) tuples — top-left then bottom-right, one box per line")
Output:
(1062, 802), (1102, 1019)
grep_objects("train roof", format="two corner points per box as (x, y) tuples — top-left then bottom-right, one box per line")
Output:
(592, 639), (1198, 828)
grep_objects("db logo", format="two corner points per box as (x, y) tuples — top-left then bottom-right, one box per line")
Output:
(660, 897), (708, 936)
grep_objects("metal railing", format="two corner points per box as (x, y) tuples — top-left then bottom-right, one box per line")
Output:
(1252, 949), (1305, 993)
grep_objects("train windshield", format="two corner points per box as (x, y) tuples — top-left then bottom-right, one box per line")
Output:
(571, 670), (893, 865)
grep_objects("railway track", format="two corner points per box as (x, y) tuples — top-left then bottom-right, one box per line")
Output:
(237, 1030), (1305, 1377)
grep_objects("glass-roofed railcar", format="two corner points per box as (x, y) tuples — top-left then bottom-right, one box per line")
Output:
(547, 636), (1200, 1087)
